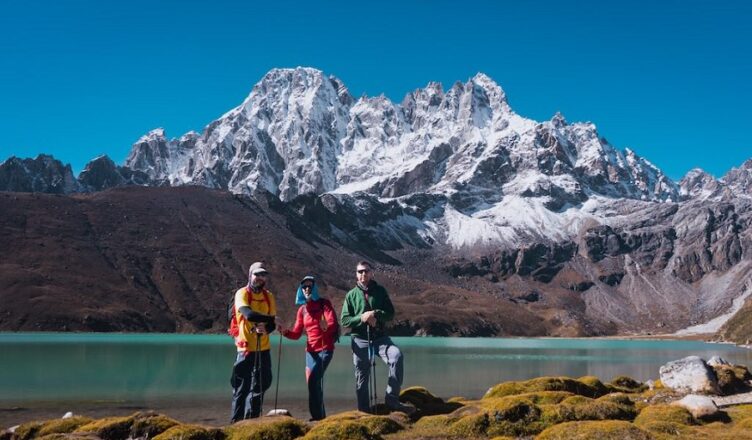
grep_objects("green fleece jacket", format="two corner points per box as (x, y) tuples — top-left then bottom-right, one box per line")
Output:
(340, 281), (395, 339)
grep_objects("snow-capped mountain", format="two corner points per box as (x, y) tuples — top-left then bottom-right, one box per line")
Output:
(126, 68), (678, 204)
(119, 67), (684, 248)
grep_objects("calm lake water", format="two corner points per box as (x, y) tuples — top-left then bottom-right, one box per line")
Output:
(1, 333), (751, 426)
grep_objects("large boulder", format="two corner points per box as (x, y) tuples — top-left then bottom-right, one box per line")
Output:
(659, 356), (720, 394)
(707, 356), (730, 367)
(671, 394), (719, 419)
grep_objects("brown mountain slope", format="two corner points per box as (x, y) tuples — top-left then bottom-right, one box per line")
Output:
(719, 296), (752, 345)
(0, 187), (565, 336)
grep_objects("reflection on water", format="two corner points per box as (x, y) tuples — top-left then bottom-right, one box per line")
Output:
(2, 333), (751, 404)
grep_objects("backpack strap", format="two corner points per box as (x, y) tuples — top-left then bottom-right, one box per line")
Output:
(246, 286), (272, 312)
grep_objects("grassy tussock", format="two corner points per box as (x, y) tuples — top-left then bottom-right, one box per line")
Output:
(608, 376), (647, 393)
(35, 417), (93, 437)
(36, 434), (100, 440)
(310, 411), (405, 438)
(223, 417), (306, 440)
(480, 391), (573, 409)
(535, 420), (654, 440)
(483, 376), (604, 399)
(725, 404), (752, 423)
(130, 414), (179, 438)
(577, 376), (610, 395)
(13, 422), (46, 440)
(152, 424), (224, 440)
(301, 420), (377, 440)
(634, 404), (695, 426)
(74, 416), (133, 440)
(399, 386), (462, 416)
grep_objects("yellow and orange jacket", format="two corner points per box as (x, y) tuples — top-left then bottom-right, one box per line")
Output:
(234, 286), (277, 352)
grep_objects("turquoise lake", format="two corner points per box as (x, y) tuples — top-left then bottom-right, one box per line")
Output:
(1, 333), (751, 426)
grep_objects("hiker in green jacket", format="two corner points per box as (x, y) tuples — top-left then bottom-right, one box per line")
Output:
(340, 261), (414, 414)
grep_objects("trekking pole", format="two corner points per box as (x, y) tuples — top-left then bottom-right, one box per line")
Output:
(366, 325), (373, 412)
(266, 329), (289, 417)
(372, 328), (378, 414)
(256, 333), (264, 411)
(273, 331), (282, 411)
(367, 325), (378, 413)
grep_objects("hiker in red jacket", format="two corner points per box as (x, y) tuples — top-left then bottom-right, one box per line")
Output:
(277, 275), (338, 420)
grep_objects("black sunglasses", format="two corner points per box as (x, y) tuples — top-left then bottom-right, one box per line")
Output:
(302, 284), (313, 290)
(357, 269), (370, 274)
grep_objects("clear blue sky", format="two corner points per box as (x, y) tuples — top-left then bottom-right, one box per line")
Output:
(1, 0), (750, 180)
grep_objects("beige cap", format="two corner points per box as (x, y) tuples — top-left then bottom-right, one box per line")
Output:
(249, 261), (269, 275)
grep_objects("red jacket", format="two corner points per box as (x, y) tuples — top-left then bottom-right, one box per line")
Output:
(283, 298), (337, 353)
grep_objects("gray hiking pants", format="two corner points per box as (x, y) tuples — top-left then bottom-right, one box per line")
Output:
(351, 335), (404, 412)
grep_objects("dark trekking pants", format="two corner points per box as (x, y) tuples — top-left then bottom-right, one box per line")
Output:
(351, 335), (404, 412)
(230, 350), (272, 422)
(305, 350), (333, 420)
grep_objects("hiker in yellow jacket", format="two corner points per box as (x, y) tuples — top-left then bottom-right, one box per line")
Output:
(230, 262), (277, 422)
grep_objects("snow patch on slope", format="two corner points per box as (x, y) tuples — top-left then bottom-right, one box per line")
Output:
(675, 282), (752, 335)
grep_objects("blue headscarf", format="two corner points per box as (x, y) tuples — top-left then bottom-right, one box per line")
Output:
(295, 275), (320, 305)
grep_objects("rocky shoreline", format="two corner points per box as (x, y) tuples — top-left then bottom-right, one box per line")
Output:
(4, 356), (752, 440)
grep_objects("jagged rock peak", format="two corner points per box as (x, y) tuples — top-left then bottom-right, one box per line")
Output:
(242, 66), (354, 112)
(137, 128), (167, 143)
(78, 155), (124, 191)
(79, 154), (153, 192)
(679, 168), (722, 200)
(469, 72), (507, 106)
(125, 126), (196, 185)
(681, 168), (716, 186)
(85, 154), (116, 166)
(723, 158), (752, 196)
(551, 112), (568, 128)
(179, 131), (199, 142)
(0, 154), (79, 194)
(425, 81), (444, 94)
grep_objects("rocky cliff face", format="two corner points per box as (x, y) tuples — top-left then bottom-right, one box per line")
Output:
(0, 155), (79, 194)
(78, 155), (153, 191)
(723, 159), (752, 197)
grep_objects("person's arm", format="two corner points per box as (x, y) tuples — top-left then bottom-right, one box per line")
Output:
(237, 307), (275, 323)
(283, 307), (304, 340)
(340, 290), (362, 329)
(236, 289), (275, 325)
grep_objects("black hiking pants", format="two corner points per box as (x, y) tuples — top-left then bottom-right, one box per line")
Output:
(230, 349), (272, 422)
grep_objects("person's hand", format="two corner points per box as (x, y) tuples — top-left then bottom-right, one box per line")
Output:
(275, 318), (285, 334)
(319, 318), (328, 331)
(254, 322), (268, 335)
(360, 310), (374, 323)
(361, 311), (377, 327)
